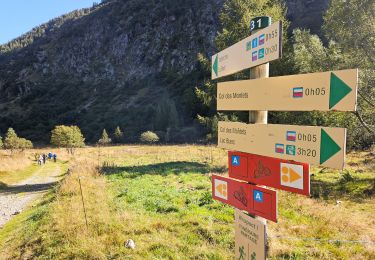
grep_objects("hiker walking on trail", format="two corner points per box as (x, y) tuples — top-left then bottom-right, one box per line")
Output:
(48, 152), (52, 160)
(42, 154), (46, 164)
(38, 155), (43, 165)
(53, 154), (57, 163)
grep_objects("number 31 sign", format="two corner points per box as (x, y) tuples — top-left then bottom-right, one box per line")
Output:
(250, 16), (272, 32)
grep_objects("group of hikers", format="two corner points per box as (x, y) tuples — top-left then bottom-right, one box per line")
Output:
(37, 152), (57, 165)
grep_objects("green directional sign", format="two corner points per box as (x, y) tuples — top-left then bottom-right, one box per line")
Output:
(320, 129), (342, 164)
(218, 121), (347, 169)
(217, 69), (358, 112)
(213, 55), (218, 77)
(329, 72), (353, 109)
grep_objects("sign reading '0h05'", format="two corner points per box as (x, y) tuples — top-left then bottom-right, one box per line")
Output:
(212, 174), (277, 222)
(217, 69), (358, 112)
(228, 151), (310, 196)
(211, 21), (282, 80)
(218, 121), (346, 169)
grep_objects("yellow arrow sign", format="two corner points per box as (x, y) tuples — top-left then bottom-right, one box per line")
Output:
(217, 69), (358, 111)
(211, 21), (282, 80)
(218, 121), (346, 169)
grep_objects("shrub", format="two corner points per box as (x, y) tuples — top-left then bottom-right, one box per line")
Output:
(0, 136), (3, 149)
(51, 125), (85, 154)
(140, 131), (159, 144)
(3, 128), (33, 152)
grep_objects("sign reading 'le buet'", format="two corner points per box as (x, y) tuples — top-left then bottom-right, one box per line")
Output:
(211, 21), (282, 80)
(217, 69), (358, 112)
(212, 174), (277, 222)
(218, 121), (346, 169)
(228, 151), (310, 196)
(235, 209), (266, 260)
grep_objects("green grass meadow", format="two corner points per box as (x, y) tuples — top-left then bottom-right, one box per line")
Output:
(0, 145), (374, 259)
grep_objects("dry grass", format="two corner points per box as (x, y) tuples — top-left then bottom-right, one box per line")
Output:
(0, 145), (374, 259)
(0, 151), (33, 173)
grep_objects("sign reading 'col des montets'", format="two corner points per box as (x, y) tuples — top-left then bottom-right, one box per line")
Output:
(211, 21), (282, 80)
(217, 69), (358, 112)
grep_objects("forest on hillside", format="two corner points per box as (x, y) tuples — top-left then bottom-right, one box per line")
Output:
(0, 0), (373, 149)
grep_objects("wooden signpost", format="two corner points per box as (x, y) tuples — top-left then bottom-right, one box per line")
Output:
(217, 69), (358, 111)
(211, 21), (282, 80)
(211, 14), (358, 259)
(228, 151), (310, 196)
(218, 121), (346, 169)
(212, 174), (277, 222)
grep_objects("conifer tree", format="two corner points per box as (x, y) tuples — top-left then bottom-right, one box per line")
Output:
(114, 126), (124, 143)
(98, 129), (111, 146)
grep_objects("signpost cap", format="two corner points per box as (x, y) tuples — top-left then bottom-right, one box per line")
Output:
(250, 16), (272, 32)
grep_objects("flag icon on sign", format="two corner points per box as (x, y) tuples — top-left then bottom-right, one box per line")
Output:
(293, 87), (304, 98)
(252, 51), (257, 61)
(214, 179), (228, 200)
(259, 34), (265, 45)
(280, 163), (303, 190)
(286, 131), (296, 141)
(252, 38), (258, 48)
(275, 143), (284, 154)
(258, 48), (265, 59)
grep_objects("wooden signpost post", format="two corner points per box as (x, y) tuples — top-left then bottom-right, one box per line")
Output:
(211, 14), (358, 259)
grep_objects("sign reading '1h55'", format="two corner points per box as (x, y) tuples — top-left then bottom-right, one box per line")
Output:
(211, 21), (282, 80)
(217, 69), (358, 111)
(218, 121), (346, 169)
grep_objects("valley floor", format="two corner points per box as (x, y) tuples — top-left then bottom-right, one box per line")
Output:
(0, 145), (374, 259)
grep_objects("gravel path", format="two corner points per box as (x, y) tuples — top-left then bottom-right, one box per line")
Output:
(0, 163), (63, 227)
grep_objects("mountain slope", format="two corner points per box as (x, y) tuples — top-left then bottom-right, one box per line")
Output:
(0, 0), (329, 143)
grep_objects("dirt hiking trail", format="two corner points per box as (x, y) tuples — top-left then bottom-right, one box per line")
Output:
(0, 163), (63, 227)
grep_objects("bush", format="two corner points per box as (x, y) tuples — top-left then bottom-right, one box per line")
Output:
(140, 131), (159, 144)
(51, 125), (85, 154)
(0, 136), (3, 149)
(3, 128), (33, 152)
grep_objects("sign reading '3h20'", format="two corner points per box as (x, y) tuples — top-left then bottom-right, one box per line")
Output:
(211, 21), (282, 80)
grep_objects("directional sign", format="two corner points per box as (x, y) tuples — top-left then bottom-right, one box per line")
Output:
(218, 121), (346, 169)
(217, 69), (358, 111)
(228, 151), (310, 196)
(211, 21), (282, 80)
(235, 209), (266, 260)
(212, 174), (277, 222)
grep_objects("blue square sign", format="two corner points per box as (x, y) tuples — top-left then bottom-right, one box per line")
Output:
(253, 190), (263, 203)
(231, 155), (240, 166)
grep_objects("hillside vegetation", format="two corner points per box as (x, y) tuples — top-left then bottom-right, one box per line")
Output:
(0, 145), (374, 259)
(2, 0), (371, 149)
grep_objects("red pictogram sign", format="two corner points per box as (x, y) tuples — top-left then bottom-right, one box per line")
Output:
(212, 174), (277, 222)
(228, 151), (310, 196)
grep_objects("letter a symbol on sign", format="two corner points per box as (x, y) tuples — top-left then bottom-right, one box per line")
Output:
(232, 155), (240, 166)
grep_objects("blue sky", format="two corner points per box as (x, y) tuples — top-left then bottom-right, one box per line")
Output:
(0, 0), (98, 44)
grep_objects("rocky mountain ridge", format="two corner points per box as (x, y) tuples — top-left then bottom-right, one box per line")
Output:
(0, 0), (329, 143)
